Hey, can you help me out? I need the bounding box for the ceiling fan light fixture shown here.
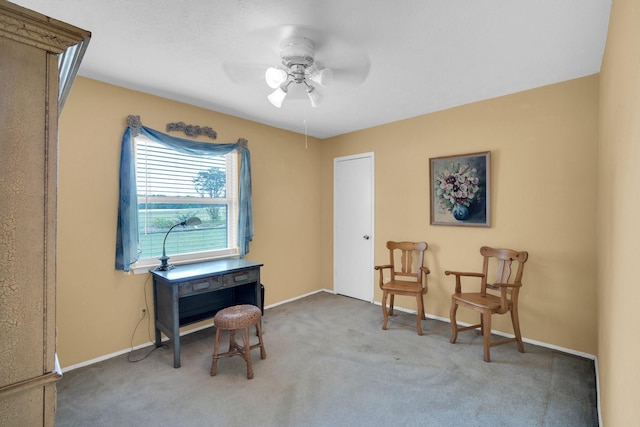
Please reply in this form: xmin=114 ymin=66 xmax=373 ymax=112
xmin=265 ymin=67 xmax=288 ymax=89
xmin=264 ymin=37 xmax=335 ymax=108
xmin=308 ymin=67 xmax=333 ymax=87
xmin=268 ymin=85 xmax=288 ymax=108
xmin=306 ymin=85 xmax=322 ymax=108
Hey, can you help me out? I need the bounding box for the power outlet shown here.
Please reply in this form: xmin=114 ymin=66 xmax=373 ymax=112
xmin=139 ymin=308 xmax=147 ymax=320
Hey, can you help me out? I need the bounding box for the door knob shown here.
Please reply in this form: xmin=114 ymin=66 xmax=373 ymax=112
xmin=363 ymin=235 xmax=370 ymax=240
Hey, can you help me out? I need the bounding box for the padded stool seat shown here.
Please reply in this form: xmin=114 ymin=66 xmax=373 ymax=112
xmin=210 ymin=304 xmax=266 ymax=379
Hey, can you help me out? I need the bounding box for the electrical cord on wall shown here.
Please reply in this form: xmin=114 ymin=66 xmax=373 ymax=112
xmin=127 ymin=275 xmax=167 ymax=363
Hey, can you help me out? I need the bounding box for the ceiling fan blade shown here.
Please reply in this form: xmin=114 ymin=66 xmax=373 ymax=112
xmin=222 ymin=61 xmax=270 ymax=85
xmin=330 ymin=64 xmax=371 ymax=88
xmin=309 ymin=32 xmax=370 ymax=88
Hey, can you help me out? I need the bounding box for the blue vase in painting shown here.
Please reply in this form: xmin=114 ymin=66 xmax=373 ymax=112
xmin=452 ymin=203 xmax=469 ymax=221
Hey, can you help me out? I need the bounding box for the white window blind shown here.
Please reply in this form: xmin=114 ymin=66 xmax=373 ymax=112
xmin=134 ymin=135 xmax=238 ymax=262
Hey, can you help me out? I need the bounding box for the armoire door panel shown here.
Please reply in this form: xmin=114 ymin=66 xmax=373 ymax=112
xmin=0 ymin=34 xmax=49 ymax=388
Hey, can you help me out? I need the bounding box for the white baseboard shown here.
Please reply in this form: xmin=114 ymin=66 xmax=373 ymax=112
xmin=370 ymin=298 xmax=596 ymax=360
xmin=61 ymin=320 xmax=215 ymax=373
xmin=263 ymin=288 xmax=329 ymax=310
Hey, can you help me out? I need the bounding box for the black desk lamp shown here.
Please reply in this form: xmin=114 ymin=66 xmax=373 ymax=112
xmin=156 ymin=216 xmax=202 ymax=271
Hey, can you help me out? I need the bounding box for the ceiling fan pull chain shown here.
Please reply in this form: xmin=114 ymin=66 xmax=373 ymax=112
xmin=304 ymin=107 xmax=308 ymax=150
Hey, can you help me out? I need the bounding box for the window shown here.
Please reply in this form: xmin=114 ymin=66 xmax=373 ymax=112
xmin=132 ymin=135 xmax=238 ymax=270
xmin=116 ymin=120 xmax=253 ymax=273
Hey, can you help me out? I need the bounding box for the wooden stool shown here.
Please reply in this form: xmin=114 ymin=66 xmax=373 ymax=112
xmin=210 ymin=304 xmax=266 ymax=379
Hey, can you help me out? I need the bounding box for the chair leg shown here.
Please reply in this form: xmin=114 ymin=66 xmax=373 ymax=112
xmin=228 ymin=330 xmax=239 ymax=353
xmin=389 ymin=294 xmax=395 ymax=316
xmin=419 ymin=293 xmax=427 ymax=320
xmin=482 ymin=310 xmax=492 ymax=362
xmin=511 ymin=307 xmax=525 ymax=353
xmin=381 ymin=290 xmax=389 ymax=330
xmin=415 ymin=294 xmax=424 ymax=336
xmin=210 ymin=328 xmax=222 ymax=376
xmin=449 ymin=300 xmax=459 ymax=344
xmin=256 ymin=322 xmax=267 ymax=360
xmin=242 ymin=327 xmax=254 ymax=380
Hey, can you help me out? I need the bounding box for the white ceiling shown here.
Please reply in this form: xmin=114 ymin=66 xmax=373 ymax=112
xmin=13 ymin=0 xmax=611 ymax=139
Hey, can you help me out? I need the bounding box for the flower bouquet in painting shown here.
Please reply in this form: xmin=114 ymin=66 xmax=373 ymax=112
xmin=430 ymin=152 xmax=490 ymax=226
xmin=435 ymin=162 xmax=480 ymax=220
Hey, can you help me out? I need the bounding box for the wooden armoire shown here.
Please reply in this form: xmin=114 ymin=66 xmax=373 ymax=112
xmin=0 ymin=2 xmax=89 ymax=425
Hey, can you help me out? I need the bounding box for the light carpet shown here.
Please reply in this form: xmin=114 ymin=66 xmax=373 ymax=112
xmin=56 ymin=292 xmax=598 ymax=426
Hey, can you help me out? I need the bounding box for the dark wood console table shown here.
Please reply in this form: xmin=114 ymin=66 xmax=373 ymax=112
xmin=150 ymin=259 xmax=263 ymax=368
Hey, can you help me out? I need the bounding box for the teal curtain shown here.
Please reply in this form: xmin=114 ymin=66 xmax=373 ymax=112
xmin=115 ymin=119 xmax=253 ymax=271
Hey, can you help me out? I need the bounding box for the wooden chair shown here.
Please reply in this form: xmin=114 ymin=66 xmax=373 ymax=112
xmin=375 ymin=241 xmax=430 ymax=335
xmin=445 ymin=246 xmax=529 ymax=362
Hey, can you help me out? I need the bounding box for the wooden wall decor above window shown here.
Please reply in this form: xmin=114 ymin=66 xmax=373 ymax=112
xmin=166 ymin=121 xmax=217 ymax=140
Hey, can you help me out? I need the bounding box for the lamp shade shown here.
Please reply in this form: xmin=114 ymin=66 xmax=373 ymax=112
xmin=309 ymin=67 xmax=333 ymax=86
xmin=184 ymin=217 xmax=202 ymax=227
xmin=306 ymin=85 xmax=322 ymax=108
xmin=265 ymin=67 xmax=287 ymax=89
xmin=268 ymin=86 xmax=288 ymax=108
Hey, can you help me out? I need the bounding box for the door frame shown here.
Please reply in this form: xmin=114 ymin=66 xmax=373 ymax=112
xmin=333 ymin=152 xmax=375 ymax=302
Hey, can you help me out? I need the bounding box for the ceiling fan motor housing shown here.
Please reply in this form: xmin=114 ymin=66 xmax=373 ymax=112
xmin=280 ymin=37 xmax=315 ymax=70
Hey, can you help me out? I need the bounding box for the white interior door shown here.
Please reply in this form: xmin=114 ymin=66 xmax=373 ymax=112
xmin=334 ymin=153 xmax=374 ymax=302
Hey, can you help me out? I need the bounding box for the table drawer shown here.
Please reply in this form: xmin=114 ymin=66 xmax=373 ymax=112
xmin=222 ymin=268 xmax=259 ymax=287
xmin=179 ymin=277 xmax=222 ymax=296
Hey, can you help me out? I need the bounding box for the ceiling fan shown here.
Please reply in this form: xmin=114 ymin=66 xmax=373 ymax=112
xmin=222 ymin=25 xmax=370 ymax=109
xmin=265 ymin=37 xmax=332 ymax=108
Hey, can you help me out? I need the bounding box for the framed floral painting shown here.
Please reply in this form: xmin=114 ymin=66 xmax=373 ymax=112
xmin=430 ymin=151 xmax=490 ymax=227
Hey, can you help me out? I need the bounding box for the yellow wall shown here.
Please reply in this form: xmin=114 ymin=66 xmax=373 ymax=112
xmin=57 ymin=77 xmax=324 ymax=367
xmin=58 ymin=74 xmax=599 ymax=368
xmin=598 ymin=0 xmax=640 ymax=424
xmin=322 ymin=76 xmax=599 ymax=355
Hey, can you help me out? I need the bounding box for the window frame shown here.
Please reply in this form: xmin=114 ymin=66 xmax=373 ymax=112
xmin=130 ymin=135 xmax=240 ymax=275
